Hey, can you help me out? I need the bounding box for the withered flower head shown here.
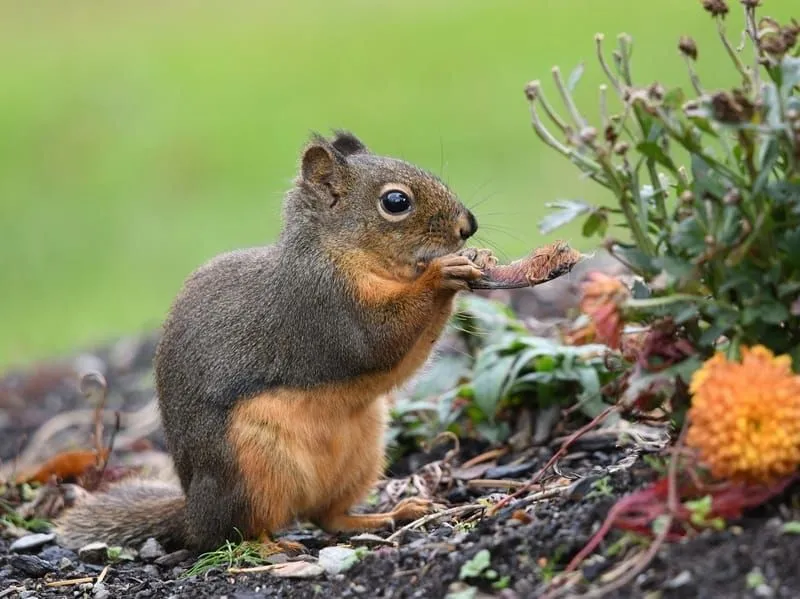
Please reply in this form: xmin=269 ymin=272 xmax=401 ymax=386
xmin=579 ymin=272 xmax=630 ymax=349
xmin=740 ymin=0 xmax=760 ymax=7
xmin=702 ymin=0 xmax=729 ymax=18
xmin=679 ymin=36 xmax=698 ymax=61
xmin=709 ymin=90 xmax=755 ymax=124
xmin=687 ymin=345 xmax=800 ymax=484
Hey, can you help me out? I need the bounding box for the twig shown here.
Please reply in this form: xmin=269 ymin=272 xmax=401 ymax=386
xmin=487 ymin=405 xmax=619 ymax=516
xmin=466 ymin=479 xmax=528 ymax=490
xmin=96 ymin=564 xmax=110 ymax=585
xmin=0 ymin=586 xmax=25 ymax=598
xmin=460 ymin=447 xmax=508 ymax=469
xmin=227 ymin=564 xmax=280 ymax=575
xmin=385 ymin=504 xmax=484 ymax=543
xmin=45 ymin=576 xmax=95 ymax=587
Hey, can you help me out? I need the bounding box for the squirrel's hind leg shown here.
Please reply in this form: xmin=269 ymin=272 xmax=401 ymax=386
xmin=314 ymin=496 xmax=434 ymax=533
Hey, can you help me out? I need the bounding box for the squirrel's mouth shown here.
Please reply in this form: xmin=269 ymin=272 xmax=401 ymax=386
xmin=415 ymin=238 xmax=467 ymax=265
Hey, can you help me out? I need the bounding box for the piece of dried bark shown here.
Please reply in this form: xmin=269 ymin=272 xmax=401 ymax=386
xmin=469 ymin=241 xmax=584 ymax=290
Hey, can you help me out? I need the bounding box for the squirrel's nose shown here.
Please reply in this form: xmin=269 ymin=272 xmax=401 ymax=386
xmin=458 ymin=210 xmax=478 ymax=240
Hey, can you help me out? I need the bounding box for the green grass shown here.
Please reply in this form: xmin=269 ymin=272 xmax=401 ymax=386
xmin=0 ymin=0 xmax=794 ymax=370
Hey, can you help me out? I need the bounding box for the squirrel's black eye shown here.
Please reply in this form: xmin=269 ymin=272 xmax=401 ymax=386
xmin=380 ymin=190 xmax=411 ymax=214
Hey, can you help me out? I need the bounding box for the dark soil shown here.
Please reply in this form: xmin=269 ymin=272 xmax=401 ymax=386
xmin=2 ymin=267 xmax=799 ymax=599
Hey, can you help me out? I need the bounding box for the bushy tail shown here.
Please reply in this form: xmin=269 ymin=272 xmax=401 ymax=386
xmin=54 ymin=478 xmax=187 ymax=551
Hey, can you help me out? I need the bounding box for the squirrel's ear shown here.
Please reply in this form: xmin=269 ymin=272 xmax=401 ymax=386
xmin=300 ymin=136 xmax=349 ymax=204
xmin=330 ymin=130 xmax=369 ymax=156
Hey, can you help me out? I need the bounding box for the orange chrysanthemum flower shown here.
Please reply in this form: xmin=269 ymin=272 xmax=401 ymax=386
xmin=579 ymin=272 xmax=630 ymax=349
xmin=687 ymin=345 xmax=800 ymax=484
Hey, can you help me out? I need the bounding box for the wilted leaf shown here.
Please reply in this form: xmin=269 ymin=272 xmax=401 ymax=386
xmin=539 ymin=200 xmax=593 ymax=234
xmin=567 ymin=62 xmax=585 ymax=92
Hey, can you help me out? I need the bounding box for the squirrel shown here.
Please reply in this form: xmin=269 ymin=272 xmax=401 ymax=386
xmin=54 ymin=130 xmax=496 ymax=554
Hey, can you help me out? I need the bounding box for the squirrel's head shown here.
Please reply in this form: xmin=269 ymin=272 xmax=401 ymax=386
xmin=283 ymin=131 xmax=477 ymax=270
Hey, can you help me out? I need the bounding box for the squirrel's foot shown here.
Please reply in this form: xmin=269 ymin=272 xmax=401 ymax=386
xmin=456 ymin=248 xmax=498 ymax=270
xmin=435 ymin=254 xmax=483 ymax=292
xmin=388 ymin=497 xmax=434 ymax=524
xmin=257 ymin=533 xmax=307 ymax=557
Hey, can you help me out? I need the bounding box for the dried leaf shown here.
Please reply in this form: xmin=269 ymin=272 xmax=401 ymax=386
xmin=15 ymin=449 xmax=110 ymax=485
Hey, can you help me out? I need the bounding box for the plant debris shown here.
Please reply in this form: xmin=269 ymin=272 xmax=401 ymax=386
xmin=469 ymin=241 xmax=585 ymax=290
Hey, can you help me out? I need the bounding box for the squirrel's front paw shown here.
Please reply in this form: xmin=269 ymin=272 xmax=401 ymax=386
xmin=435 ymin=254 xmax=483 ymax=291
xmin=457 ymin=247 xmax=498 ymax=270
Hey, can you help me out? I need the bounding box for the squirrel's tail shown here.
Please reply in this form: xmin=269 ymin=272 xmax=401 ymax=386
xmin=54 ymin=478 xmax=187 ymax=551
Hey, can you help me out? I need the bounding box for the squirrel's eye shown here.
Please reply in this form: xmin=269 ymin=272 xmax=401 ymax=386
xmin=377 ymin=188 xmax=414 ymax=222
xmin=381 ymin=190 xmax=411 ymax=214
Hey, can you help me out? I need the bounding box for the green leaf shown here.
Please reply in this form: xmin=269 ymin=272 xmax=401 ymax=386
xmin=636 ymin=141 xmax=677 ymax=173
xmin=459 ymin=549 xmax=492 ymax=580
xmin=612 ymin=243 xmax=658 ymax=276
xmin=662 ymin=87 xmax=686 ymax=110
xmin=582 ymin=210 xmax=608 ymax=238
xmin=782 ymin=521 xmax=800 ymax=535
xmin=539 ymin=200 xmax=593 ymax=234
xmin=471 ymin=354 xmax=516 ymax=418
xmin=780 ymin=56 xmax=800 ymax=99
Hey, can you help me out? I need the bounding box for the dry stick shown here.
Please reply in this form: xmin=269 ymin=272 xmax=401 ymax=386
xmin=45 ymin=576 xmax=95 ymax=588
xmin=0 ymin=587 xmax=25 ymax=599
xmin=460 ymin=447 xmax=508 ymax=469
xmin=96 ymin=564 xmax=110 ymax=585
xmin=487 ymin=405 xmax=619 ymax=517
xmin=227 ymin=564 xmax=280 ymax=575
xmin=466 ymin=479 xmax=529 ymax=490
xmin=385 ymin=504 xmax=484 ymax=544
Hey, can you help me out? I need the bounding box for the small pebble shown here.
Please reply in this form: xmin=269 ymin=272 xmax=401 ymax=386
xmin=9 ymin=533 xmax=56 ymax=553
xmin=78 ymin=542 xmax=109 ymax=564
xmin=139 ymin=538 xmax=166 ymax=562
xmin=58 ymin=557 xmax=75 ymax=571
xmin=664 ymin=570 xmax=693 ymax=589
xmin=9 ymin=554 xmax=53 ymax=577
xmin=318 ymin=546 xmax=359 ymax=575
xmin=143 ymin=565 xmax=160 ymax=577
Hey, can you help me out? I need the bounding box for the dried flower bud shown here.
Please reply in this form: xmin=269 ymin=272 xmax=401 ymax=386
xmin=604 ymin=125 xmax=618 ymax=145
xmin=758 ymin=18 xmax=780 ymax=33
xmin=788 ymin=109 xmax=800 ymax=122
xmin=680 ymin=190 xmax=695 ymax=204
xmin=678 ymin=207 xmax=694 ymax=221
xmin=724 ymin=189 xmax=741 ymax=205
xmin=524 ymin=81 xmax=540 ymax=101
xmin=614 ymin=142 xmax=630 ymax=155
xmin=781 ymin=21 xmax=800 ymax=51
xmin=704 ymin=235 xmax=716 ymax=246
xmin=579 ymin=126 xmax=598 ymax=144
xmin=648 ymin=83 xmax=665 ymax=101
xmin=679 ymin=36 xmax=698 ymax=60
xmin=702 ymin=0 xmax=729 ymax=18
xmin=740 ymin=0 xmax=760 ymax=7
xmin=761 ymin=32 xmax=788 ymax=57
xmin=710 ymin=90 xmax=754 ymax=124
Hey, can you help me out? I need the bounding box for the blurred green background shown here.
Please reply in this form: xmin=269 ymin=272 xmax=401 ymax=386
xmin=0 ymin=0 xmax=794 ymax=371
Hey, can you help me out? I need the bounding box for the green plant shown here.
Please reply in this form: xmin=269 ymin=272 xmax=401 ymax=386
xmin=684 ymin=495 xmax=726 ymax=530
xmin=531 ymin=0 xmax=800 ymax=365
xmin=184 ymin=532 xmax=268 ymax=578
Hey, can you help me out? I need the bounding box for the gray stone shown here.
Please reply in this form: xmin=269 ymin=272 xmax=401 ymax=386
xmin=138 ymin=538 xmax=166 ymax=562
xmin=78 ymin=542 xmax=109 ymax=564
xmin=318 ymin=546 xmax=360 ymax=574
xmin=9 ymin=533 xmax=56 ymax=553
xmin=143 ymin=565 xmax=160 ymax=577
xmin=9 ymin=554 xmax=53 ymax=577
